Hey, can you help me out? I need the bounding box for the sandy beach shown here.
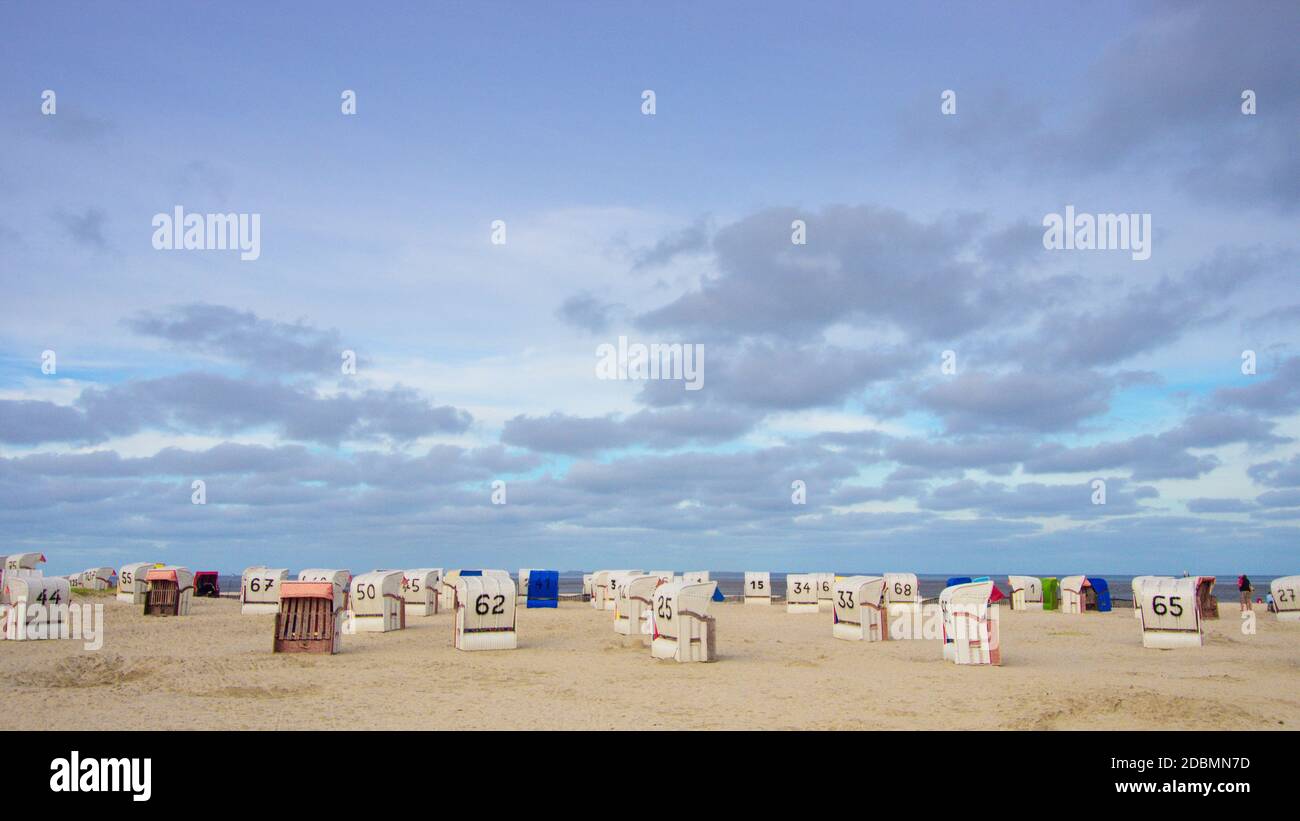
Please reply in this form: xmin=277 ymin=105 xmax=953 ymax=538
xmin=2 ymin=593 xmax=1295 ymax=731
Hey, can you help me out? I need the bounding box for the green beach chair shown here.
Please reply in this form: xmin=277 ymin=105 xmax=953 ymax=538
xmin=1042 ymin=576 xmax=1059 ymax=610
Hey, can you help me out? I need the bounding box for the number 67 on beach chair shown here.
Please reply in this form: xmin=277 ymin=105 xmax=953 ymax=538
xmin=650 ymin=580 xmax=717 ymax=662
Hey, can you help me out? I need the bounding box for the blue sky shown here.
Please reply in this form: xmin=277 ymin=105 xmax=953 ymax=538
xmin=1 ymin=1 xmax=1297 ymax=576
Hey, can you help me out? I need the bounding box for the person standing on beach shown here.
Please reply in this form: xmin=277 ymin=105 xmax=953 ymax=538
xmin=1238 ymin=574 xmax=1253 ymax=612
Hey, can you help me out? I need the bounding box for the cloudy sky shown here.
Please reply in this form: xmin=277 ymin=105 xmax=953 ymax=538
xmin=2 ymin=1 xmax=1297 ymax=575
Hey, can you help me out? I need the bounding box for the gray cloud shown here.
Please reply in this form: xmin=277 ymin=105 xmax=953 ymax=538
xmin=0 ymin=373 xmax=471 ymax=446
xmin=555 ymin=293 xmax=621 ymax=334
xmin=125 ymin=304 xmax=347 ymax=375
xmin=53 ymin=207 xmax=107 ymax=249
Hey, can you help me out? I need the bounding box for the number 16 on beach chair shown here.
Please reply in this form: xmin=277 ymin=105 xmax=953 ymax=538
xmin=939 ymin=580 xmax=1000 ymax=665
xmin=650 ymin=580 xmax=717 ymax=662
xmin=273 ymin=581 xmax=346 ymax=654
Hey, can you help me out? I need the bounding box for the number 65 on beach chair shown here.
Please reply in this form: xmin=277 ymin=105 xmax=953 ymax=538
xmin=832 ymin=576 xmax=887 ymax=641
xmin=1137 ymin=576 xmax=1202 ymax=648
xmin=650 ymin=580 xmax=717 ymax=662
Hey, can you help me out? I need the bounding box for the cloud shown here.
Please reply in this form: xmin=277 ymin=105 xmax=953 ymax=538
xmin=125 ymin=304 xmax=347 ymax=375
xmin=631 ymin=217 xmax=712 ymax=271
xmin=919 ymin=478 xmax=1158 ymax=519
xmin=0 ymin=374 xmax=472 ymax=446
xmin=555 ymin=293 xmax=621 ymax=334
xmin=635 ymin=205 xmax=1052 ymax=344
xmin=53 ymin=207 xmax=107 ymax=249
xmin=501 ymin=406 xmax=758 ymax=456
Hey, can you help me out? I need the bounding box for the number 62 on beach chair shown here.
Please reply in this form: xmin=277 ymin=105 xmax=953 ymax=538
xmin=454 ymin=574 xmax=518 ymax=651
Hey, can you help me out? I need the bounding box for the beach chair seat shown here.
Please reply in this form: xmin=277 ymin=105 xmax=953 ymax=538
xmin=143 ymin=567 xmax=194 ymax=616
xmin=273 ymin=581 xmax=345 ymax=654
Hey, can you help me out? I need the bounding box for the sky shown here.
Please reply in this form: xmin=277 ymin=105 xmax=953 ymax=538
xmin=1 ymin=1 xmax=1297 ymax=576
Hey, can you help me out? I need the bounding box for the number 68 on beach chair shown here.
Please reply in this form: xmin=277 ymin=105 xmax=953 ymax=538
xmin=650 ymin=580 xmax=717 ymax=662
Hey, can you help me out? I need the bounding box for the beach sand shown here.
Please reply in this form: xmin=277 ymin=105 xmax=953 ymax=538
xmin=2 ymin=594 xmax=1296 ymax=730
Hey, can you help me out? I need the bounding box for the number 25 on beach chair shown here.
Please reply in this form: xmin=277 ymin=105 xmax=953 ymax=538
xmin=650 ymin=580 xmax=717 ymax=663
xmin=273 ymin=580 xmax=346 ymax=654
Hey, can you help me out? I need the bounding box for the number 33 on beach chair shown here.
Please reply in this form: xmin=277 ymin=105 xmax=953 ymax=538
xmin=832 ymin=576 xmax=887 ymax=641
